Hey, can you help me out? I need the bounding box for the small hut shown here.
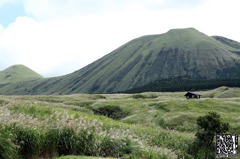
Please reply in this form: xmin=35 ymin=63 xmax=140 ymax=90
xmin=184 ymin=92 xmax=201 ymax=99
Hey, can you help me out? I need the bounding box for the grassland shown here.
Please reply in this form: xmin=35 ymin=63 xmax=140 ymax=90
xmin=0 ymin=86 xmax=239 ymax=159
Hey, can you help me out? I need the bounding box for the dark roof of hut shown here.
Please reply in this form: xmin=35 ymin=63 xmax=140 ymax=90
xmin=184 ymin=92 xmax=202 ymax=96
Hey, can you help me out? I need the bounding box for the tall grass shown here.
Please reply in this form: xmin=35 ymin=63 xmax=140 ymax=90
xmin=1 ymin=95 xmax=193 ymax=158
xmin=13 ymin=126 xmax=45 ymax=158
xmin=0 ymin=123 xmax=142 ymax=159
xmin=0 ymin=124 xmax=19 ymax=159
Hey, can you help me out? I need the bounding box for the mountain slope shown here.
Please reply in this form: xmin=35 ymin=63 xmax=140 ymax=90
xmin=0 ymin=28 xmax=240 ymax=95
xmin=0 ymin=64 xmax=43 ymax=84
xmin=54 ymin=28 xmax=240 ymax=93
xmin=212 ymin=36 xmax=240 ymax=50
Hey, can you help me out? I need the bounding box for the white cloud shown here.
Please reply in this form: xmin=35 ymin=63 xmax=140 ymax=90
xmin=0 ymin=14 xmax=146 ymax=77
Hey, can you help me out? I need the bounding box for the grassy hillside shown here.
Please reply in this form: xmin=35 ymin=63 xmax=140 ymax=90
xmin=213 ymin=36 xmax=240 ymax=50
xmin=1 ymin=28 xmax=240 ymax=95
xmin=56 ymin=28 xmax=240 ymax=94
xmin=0 ymin=64 xmax=43 ymax=84
xmin=0 ymin=87 xmax=239 ymax=158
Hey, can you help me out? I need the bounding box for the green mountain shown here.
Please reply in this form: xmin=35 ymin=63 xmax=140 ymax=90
xmin=212 ymin=36 xmax=240 ymax=50
xmin=0 ymin=28 xmax=240 ymax=95
xmin=0 ymin=64 xmax=43 ymax=84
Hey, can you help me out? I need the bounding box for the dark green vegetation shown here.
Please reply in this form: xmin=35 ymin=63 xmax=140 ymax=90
xmin=91 ymin=105 xmax=130 ymax=120
xmin=189 ymin=112 xmax=229 ymax=158
xmin=0 ymin=87 xmax=239 ymax=158
xmin=1 ymin=28 xmax=240 ymax=95
xmin=0 ymin=64 xmax=43 ymax=84
xmin=124 ymin=77 xmax=240 ymax=93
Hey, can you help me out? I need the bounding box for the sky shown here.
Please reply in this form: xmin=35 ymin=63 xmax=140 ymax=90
xmin=0 ymin=0 xmax=240 ymax=77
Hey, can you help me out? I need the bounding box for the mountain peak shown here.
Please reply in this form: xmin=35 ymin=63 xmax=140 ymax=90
xmin=0 ymin=64 xmax=43 ymax=84
xmin=167 ymin=27 xmax=199 ymax=34
xmin=8 ymin=64 xmax=29 ymax=70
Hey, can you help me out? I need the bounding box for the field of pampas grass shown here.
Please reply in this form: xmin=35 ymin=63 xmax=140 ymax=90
xmin=0 ymin=87 xmax=239 ymax=158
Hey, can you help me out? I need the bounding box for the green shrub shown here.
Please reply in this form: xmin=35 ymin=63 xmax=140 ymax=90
xmin=92 ymin=105 xmax=130 ymax=120
xmin=196 ymin=111 xmax=229 ymax=147
xmin=188 ymin=111 xmax=230 ymax=158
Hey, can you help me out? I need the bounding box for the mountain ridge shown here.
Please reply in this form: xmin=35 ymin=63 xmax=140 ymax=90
xmin=0 ymin=28 xmax=240 ymax=95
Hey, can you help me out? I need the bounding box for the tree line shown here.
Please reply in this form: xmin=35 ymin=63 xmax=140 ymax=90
xmin=123 ymin=77 xmax=240 ymax=93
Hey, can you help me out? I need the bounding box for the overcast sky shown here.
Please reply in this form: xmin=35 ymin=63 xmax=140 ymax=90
xmin=0 ymin=0 xmax=240 ymax=77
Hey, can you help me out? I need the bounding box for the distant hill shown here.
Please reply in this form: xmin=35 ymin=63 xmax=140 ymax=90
xmin=0 ymin=64 xmax=43 ymax=84
xmin=0 ymin=28 xmax=240 ymax=95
